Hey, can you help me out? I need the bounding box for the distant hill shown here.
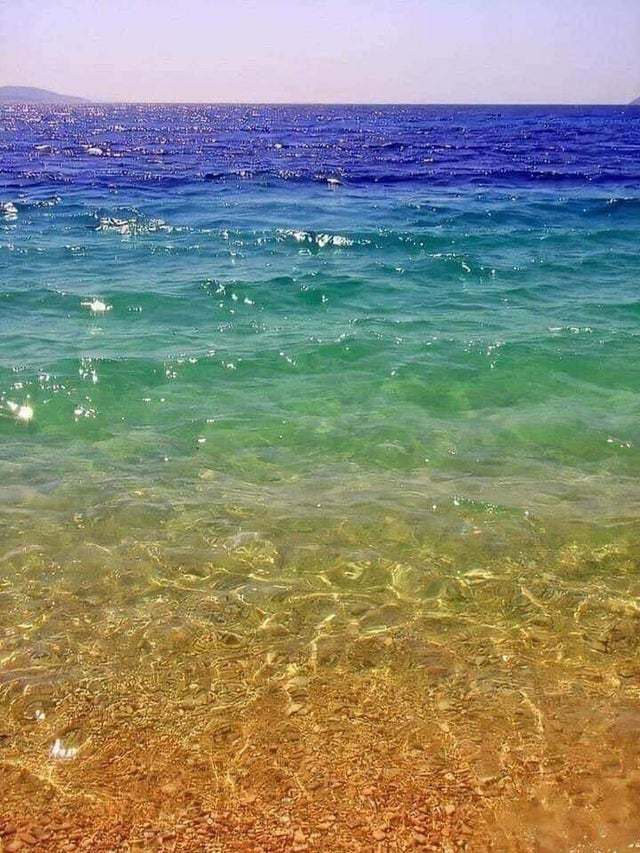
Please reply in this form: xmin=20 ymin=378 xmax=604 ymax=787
xmin=632 ymin=96 xmax=640 ymax=106
xmin=0 ymin=86 xmax=90 ymax=104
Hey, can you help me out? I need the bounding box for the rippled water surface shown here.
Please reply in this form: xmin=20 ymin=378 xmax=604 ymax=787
xmin=1 ymin=104 xmax=640 ymax=850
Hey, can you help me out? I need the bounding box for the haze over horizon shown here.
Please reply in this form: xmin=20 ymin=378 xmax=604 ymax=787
xmin=1 ymin=0 xmax=639 ymax=105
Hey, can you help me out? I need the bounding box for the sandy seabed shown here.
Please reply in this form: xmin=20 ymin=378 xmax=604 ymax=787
xmin=2 ymin=534 xmax=640 ymax=851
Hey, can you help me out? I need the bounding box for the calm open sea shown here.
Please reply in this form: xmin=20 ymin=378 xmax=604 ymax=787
xmin=1 ymin=104 xmax=640 ymax=848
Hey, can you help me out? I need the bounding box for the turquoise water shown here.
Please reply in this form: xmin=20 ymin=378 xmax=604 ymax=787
xmin=2 ymin=181 xmax=639 ymax=554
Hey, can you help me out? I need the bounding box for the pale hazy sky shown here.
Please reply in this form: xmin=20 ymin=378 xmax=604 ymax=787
xmin=2 ymin=0 xmax=639 ymax=104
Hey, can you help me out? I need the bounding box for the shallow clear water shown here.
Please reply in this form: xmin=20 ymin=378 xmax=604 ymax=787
xmin=1 ymin=104 xmax=640 ymax=849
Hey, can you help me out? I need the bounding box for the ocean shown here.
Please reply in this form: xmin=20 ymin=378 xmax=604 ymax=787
xmin=1 ymin=104 xmax=640 ymax=849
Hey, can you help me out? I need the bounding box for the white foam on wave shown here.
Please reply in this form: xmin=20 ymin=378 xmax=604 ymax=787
xmin=81 ymin=298 xmax=111 ymax=314
xmin=279 ymin=229 xmax=353 ymax=248
xmin=96 ymin=217 xmax=131 ymax=234
xmin=96 ymin=216 xmax=172 ymax=236
xmin=0 ymin=202 xmax=18 ymax=219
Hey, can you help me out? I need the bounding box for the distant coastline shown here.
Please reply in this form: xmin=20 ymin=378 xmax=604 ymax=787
xmin=0 ymin=85 xmax=90 ymax=104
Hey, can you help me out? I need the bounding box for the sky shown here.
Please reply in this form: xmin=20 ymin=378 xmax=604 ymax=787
xmin=1 ymin=0 xmax=639 ymax=104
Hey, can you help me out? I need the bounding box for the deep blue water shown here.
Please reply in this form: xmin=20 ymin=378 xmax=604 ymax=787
xmin=3 ymin=104 xmax=640 ymax=190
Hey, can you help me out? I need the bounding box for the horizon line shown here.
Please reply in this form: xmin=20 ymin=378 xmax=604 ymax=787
xmin=1 ymin=85 xmax=638 ymax=107
xmin=3 ymin=99 xmax=639 ymax=107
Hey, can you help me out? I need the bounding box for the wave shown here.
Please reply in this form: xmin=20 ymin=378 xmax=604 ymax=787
xmin=0 ymin=201 xmax=17 ymax=218
xmin=277 ymin=229 xmax=353 ymax=248
xmin=94 ymin=215 xmax=173 ymax=236
xmin=603 ymin=196 xmax=640 ymax=212
xmin=4 ymin=166 xmax=640 ymax=191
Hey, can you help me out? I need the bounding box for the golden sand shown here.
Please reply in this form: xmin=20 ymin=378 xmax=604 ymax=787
xmin=2 ymin=532 xmax=640 ymax=850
